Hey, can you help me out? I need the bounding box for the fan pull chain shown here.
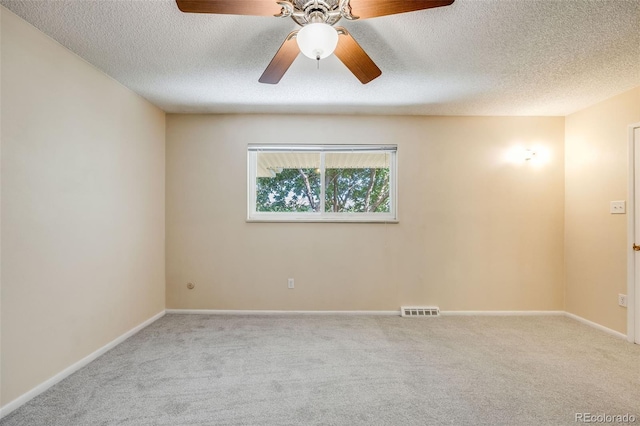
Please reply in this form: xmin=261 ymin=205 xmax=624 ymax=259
xmin=316 ymin=55 xmax=320 ymax=70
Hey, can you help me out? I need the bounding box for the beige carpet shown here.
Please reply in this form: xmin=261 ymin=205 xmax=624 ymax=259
xmin=1 ymin=314 xmax=639 ymax=425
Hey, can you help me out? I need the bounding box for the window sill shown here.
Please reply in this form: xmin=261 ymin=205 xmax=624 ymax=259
xmin=246 ymin=216 xmax=399 ymax=224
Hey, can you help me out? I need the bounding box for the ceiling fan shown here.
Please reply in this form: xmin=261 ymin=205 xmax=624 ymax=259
xmin=176 ymin=0 xmax=455 ymax=84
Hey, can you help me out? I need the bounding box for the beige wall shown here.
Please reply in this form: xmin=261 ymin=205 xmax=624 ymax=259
xmin=166 ymin=114 xmax=565 ymax=312
xmin=0 ymin=7 xmax=165 ymax=405
xmin=565 ymin=88 xmax=640 ymax=334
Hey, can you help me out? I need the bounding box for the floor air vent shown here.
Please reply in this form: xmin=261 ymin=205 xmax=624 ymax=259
xmin=401 ymin=306 xmax=440 ymax=317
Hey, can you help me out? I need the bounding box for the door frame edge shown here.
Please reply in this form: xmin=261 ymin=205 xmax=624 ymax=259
xmin=627 ymin=122 xmax=640 ymax=344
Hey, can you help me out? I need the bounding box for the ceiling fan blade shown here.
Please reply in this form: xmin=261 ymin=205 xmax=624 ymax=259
xmin=259 ymin=31 xmax=300 ymax=84
xmin=334 ymin=28 xmax=381 ymax=84
xmin=347 ymin=0 xmax=454 ymax=19
xmin=176 ymin=0 xmax=282 ymax=16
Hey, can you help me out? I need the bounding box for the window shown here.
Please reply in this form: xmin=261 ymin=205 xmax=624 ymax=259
xmin=248 ymin=145 xmax=397 ymax=222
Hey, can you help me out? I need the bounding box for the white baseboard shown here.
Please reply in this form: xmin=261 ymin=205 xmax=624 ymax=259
xmin=441 ymin=310 xmax=565 ymax=316
xmin=564 ymin=312 xmax=627 ymax=340
xmin=165 ymin=309 xmax=401 ymax=316
xmin=0 ymin=310 xmax=166 ymax=420
xmin=166 ymin=309 xmax=571 ymax=318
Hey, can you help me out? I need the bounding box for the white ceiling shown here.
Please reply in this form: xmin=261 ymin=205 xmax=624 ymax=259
xmin=2 ymin=0 xmax=639 ymax=116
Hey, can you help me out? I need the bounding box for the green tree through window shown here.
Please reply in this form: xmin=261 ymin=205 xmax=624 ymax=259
xmin=256 ymin=168 xmax=320 ymax=212
xmin=324 ymin=168 xmax=390 ymax=213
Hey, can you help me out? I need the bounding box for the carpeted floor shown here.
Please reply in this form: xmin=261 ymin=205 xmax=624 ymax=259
xmin=1 ymin=314 xmax=639 ymax=426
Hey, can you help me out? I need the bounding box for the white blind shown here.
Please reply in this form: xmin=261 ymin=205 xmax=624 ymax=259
xmin=255 ymin=149 xmax=394 ymax=178
xmin=248 ymin=144 xmax=397 ymax=152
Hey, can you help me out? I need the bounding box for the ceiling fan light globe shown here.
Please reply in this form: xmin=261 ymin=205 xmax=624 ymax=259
xmin=296 ymin=23 xmax=339 ymax=60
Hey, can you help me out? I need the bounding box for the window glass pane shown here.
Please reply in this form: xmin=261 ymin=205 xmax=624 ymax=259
xmin=255 ymin=152 xmax=321 ymax=212
xmin=324 ymin=152 xmax=391 ymax=213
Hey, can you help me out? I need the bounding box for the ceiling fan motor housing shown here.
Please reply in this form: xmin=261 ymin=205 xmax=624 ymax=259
xmin=280 ymin=0 xmax=358 ymax=26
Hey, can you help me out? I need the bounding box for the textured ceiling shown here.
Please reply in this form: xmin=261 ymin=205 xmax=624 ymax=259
xmin=1 ymin=0 xmax=639 ymax=116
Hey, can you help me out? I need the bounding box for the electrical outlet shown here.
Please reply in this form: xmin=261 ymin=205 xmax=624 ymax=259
xmin=610 ymin=201 xmax=626 ymax=214
xmin=618 ymin=294 xmax=627 ymax=307
xmin=288 ymin=278 xmax=294 ymax=289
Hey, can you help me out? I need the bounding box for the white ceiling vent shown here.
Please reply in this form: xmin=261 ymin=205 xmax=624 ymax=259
xmin=401 ymin=306 xmax=440 ymax=317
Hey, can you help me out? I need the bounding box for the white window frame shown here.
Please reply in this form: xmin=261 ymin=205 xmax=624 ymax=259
xmin=247 ymin=144 xmax=398 ymax=223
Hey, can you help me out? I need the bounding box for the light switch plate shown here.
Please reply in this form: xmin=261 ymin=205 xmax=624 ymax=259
xmin=610 ymin=201 xmax=626 ymax=214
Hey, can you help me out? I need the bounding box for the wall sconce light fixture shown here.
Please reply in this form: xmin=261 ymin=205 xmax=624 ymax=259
xmin=506 ymin=146 xmax=549 ymax=166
